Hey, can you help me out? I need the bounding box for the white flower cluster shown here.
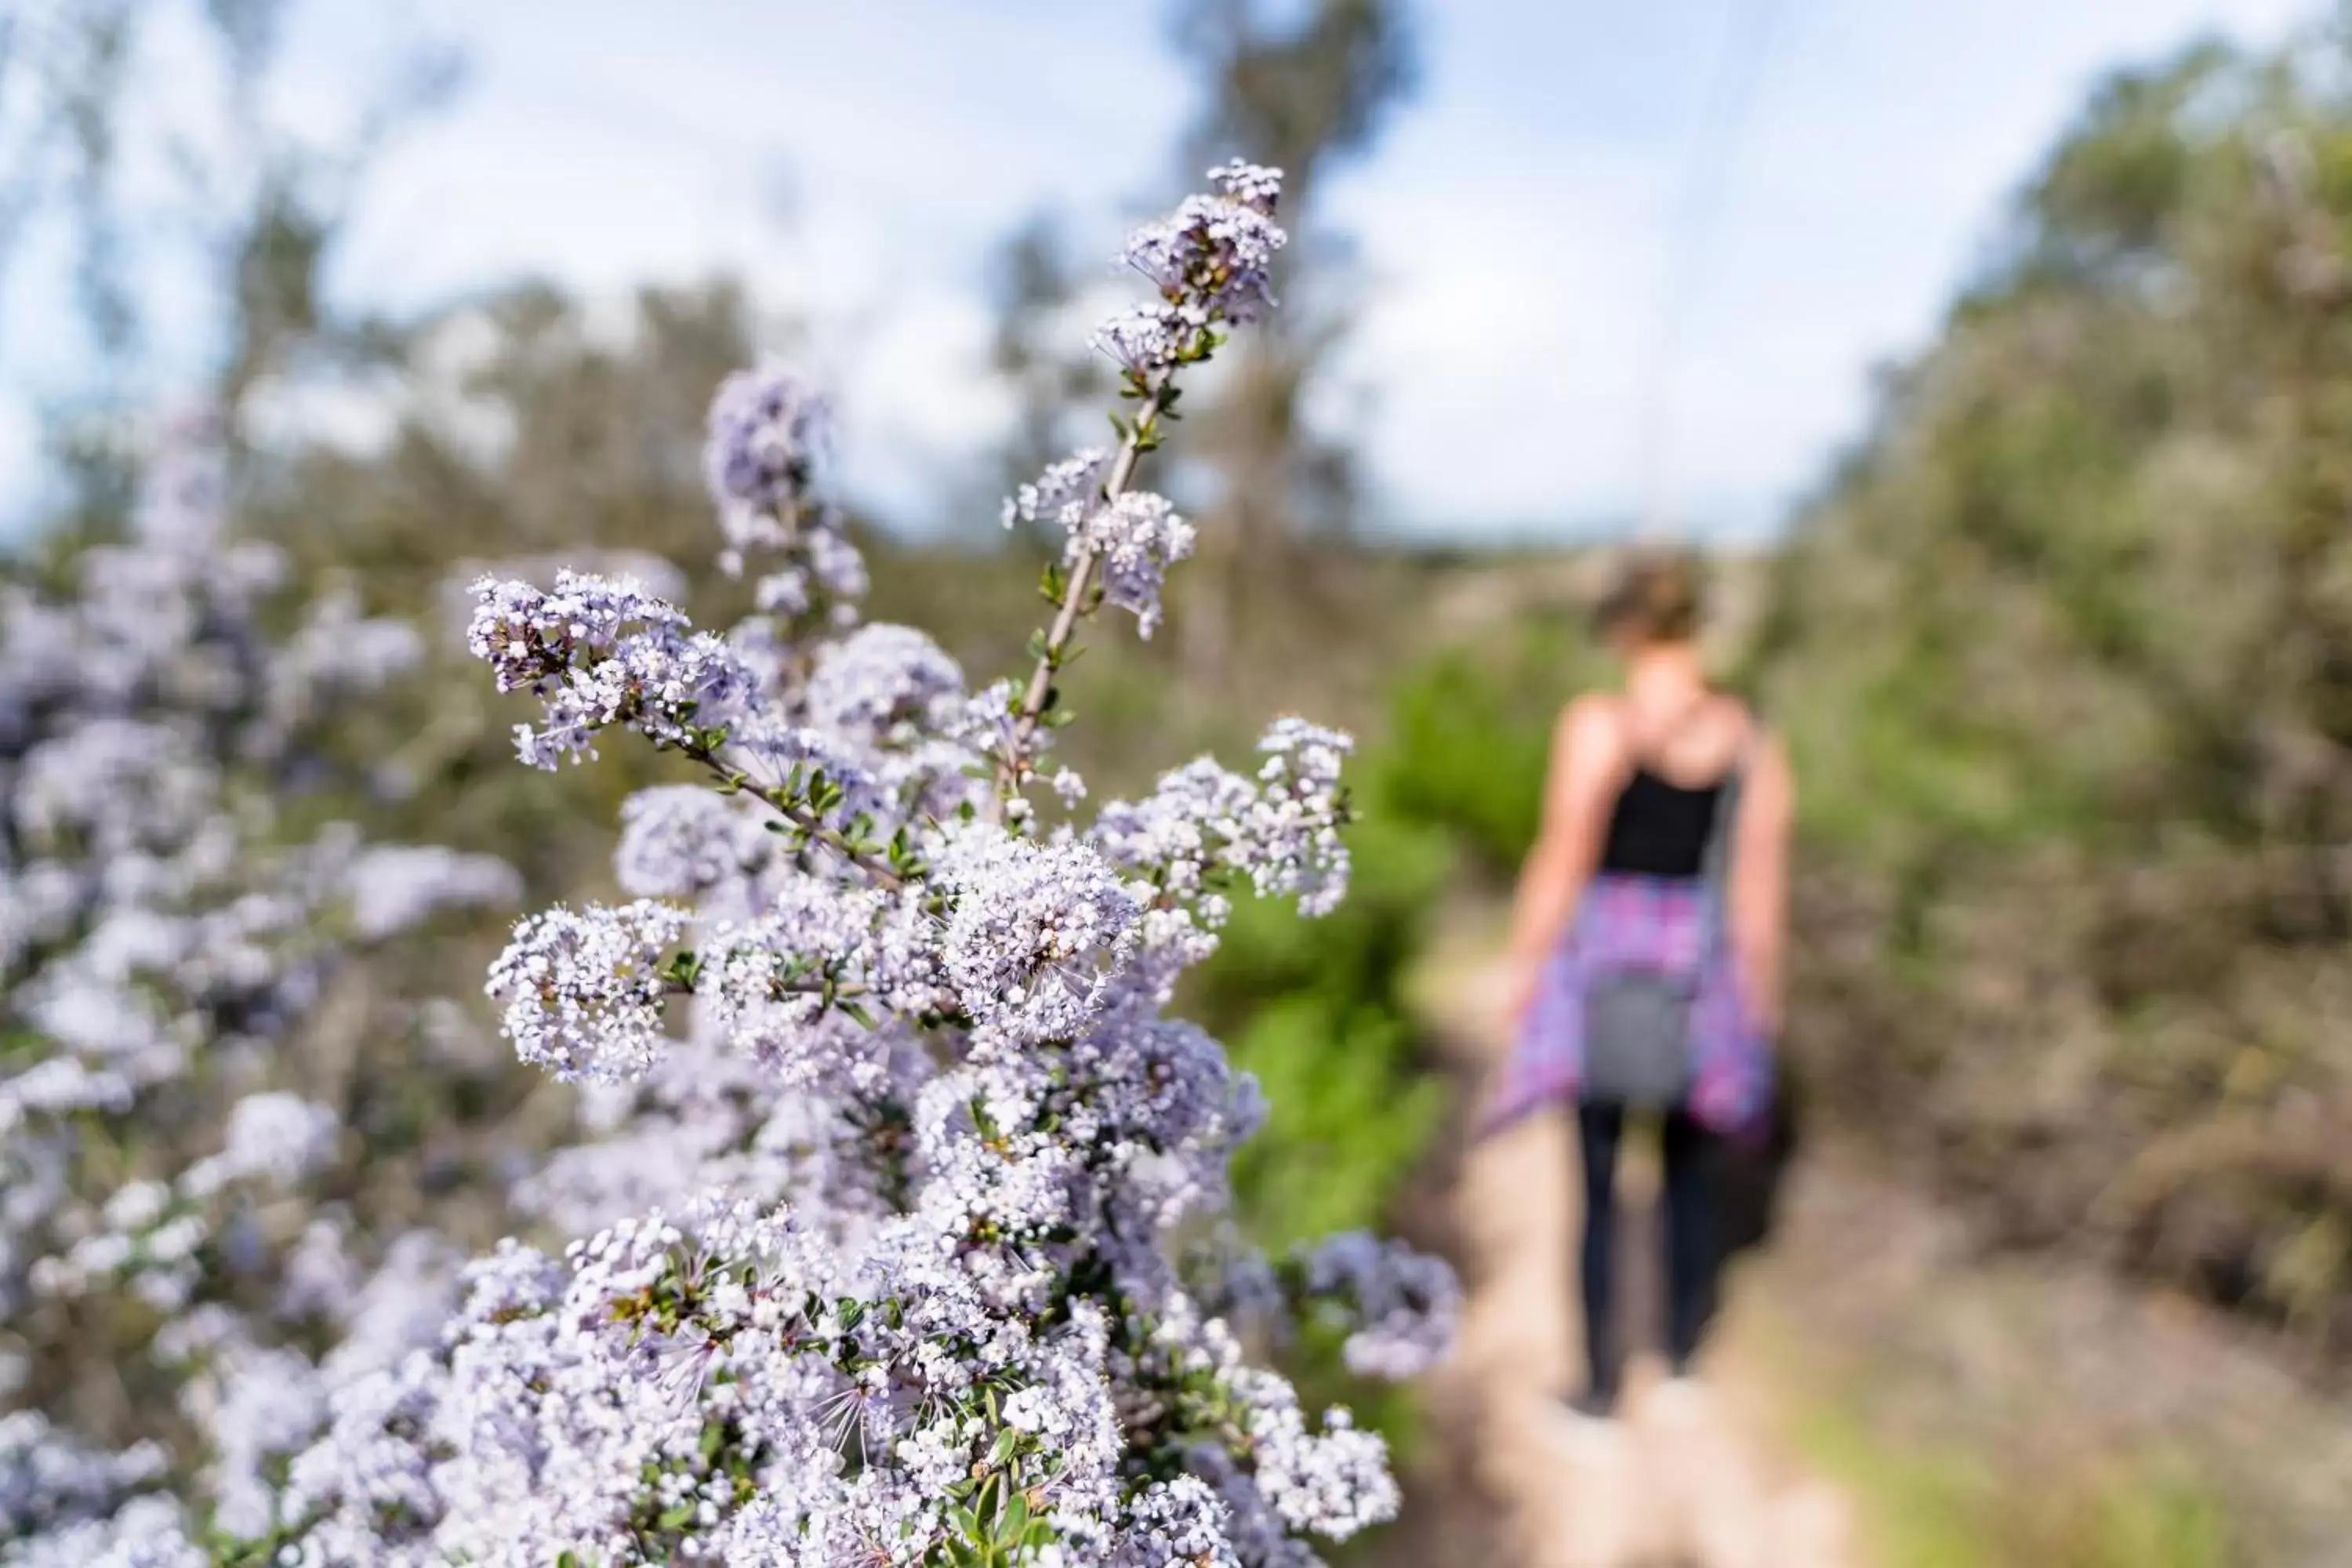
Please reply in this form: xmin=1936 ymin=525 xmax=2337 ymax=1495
xmin=347 ymin=845 xmax=524 ymax=941
xmin=466 ymin=570 xmax=754 ymax=768
xmin=1003 ymin=448 xmax=1112 ymax=536
xmin=1093 ymin=719 xmax=1356 ymax=924
xmin=1116 ymin=159 xmax=1290 ymax=327
xmin=487 ymin=900 xmax=695 ymax=1083
xmin=936 ymin=825 xmax=1143 ymax=1042
xmin=1002 ymin=450 xmax=1200 ymax=642
xmin=0 ymin=410 xmax=516 ymax=1559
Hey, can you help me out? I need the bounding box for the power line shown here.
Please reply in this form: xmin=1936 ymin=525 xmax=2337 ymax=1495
xmin=1634 ymin=0 xmax=1791 ymax=541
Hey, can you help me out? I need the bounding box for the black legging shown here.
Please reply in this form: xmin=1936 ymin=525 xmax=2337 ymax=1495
xmin=1576 ymin=1102 xmax=1720 ymax=1403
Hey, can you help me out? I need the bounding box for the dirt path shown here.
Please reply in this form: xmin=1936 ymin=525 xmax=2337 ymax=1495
xmin=1406 ymin=929 xmax=1858 ymax=1568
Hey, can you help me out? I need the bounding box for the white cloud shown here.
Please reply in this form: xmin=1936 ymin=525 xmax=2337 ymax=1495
xmin=304 ymin=0 xmax=1187 ymax=535
xmin=829 ymin=285 xmax=1014 ymax=532
xmin=1313 ymin=0 xmax=2324 ymax=539
xmin=1328 ymin=157 xmax=1666 ymax=531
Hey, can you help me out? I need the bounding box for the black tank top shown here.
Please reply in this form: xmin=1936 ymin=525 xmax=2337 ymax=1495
xmin=1598 ymin=768 xmax=1723 ymax=878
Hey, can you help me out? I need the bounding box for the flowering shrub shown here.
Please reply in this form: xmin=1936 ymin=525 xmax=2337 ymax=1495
xmin=253 ymin=164 xmax=1454 ymax=1567
xmin=4 ymin=164 xmax=1454 ymax=1566
xmin=0 ymin=412 xmax=517 ymax=1561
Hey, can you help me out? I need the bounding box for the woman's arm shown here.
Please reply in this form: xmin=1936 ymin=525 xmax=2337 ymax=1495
xmin=1505 ymin=696 xmax=1624 ymax=1015
xmin=1728 ymin=728 xmax=1795 ymax=1035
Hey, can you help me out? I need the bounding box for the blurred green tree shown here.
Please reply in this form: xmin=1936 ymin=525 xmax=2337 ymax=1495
xmin=1753 ymin=24 xmax=2352 ymax=1345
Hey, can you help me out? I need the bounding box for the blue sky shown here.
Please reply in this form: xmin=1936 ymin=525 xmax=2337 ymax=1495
xmin=0 ymin=0 xmax=2328 ymax=541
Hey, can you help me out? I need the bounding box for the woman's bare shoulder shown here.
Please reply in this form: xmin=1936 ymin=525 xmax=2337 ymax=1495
xmin=1549 ymin=695 xmax=1629 ymax=778
xmin=1555 ymin=692 xmax=1624 ymax=745
xmin=1719 ymin=700 xmax=1792 ymax=799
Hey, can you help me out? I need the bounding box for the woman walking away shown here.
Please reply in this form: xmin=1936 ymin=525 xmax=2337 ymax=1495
xmin=1484 ymin=552 xmax=1793 ymax=1421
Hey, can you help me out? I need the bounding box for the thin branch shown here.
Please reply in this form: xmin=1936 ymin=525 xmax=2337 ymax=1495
xmin=677 ymin=739 xmax=909 ymax=889
xmin=989 ymin=370 xmax=1177 ymax=818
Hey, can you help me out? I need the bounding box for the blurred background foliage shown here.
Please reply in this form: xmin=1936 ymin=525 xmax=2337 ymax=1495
xmin=1755 ymin=24 xmax=2352 ymax=1350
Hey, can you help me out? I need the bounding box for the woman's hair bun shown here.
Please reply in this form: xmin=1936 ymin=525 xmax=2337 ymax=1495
xmin=1593 ymin=549 xmax=1704 ymax=644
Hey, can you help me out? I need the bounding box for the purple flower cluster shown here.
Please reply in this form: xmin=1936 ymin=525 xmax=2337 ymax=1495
xmin=467 ymin=571 xmax=756 ymax=768
xmin=935 ymin=825 xmax=1142 ymax=1043
xmin=1002 ymin=452 xmax=1195 ymax=638
xmin=130 ymin=405 xmax=229 ymax=548
xmin=702 ymin=361 xmax=832 ymax=546
xmin=1083 ymin=490 xmax=1196 ymax=638
xmin=1117 ymin=161 xmax=1289 ymax=327
xmin=614 ymin=786 xmax=771 ymax=905
xmin=1002 ymin=447 xmax=1111 ymax=535
xmin=1089 ymin=303 xmax=1196 ymax=376
xmin=804 ymin=622 xmax=967 ymax=745
xmin=140 ymin=166 xmax=1461 ymax=1568
xmin=467 ymin=569 xmax=687 ymax=692
xmin=486 ymin=901 xmax=694 ymax=1083
xmin=2 ymin=409 xmax=517 ymax=1561
xmin=346 ymin=846 xmax=523 ymax=941
xmin=1294 ymin=1232 xmax=1463 ymax=1381
xmin=1092 ymin=719 xmax=1356 ymax=931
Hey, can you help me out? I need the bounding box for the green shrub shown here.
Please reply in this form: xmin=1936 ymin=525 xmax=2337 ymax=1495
xmin=1378 ymin=620 xmax=1595 ymax=873
xmin=1200 ymin=814 xmax=1454 ymax=1247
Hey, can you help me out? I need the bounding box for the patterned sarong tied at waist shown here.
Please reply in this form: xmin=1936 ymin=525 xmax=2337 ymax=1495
xmin=1481 ymin=873 xmax=1769 ymax=1137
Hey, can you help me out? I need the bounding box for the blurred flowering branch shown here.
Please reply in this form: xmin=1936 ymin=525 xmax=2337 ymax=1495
xmin=0 ymin=405 xmax=515 ymax=1555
